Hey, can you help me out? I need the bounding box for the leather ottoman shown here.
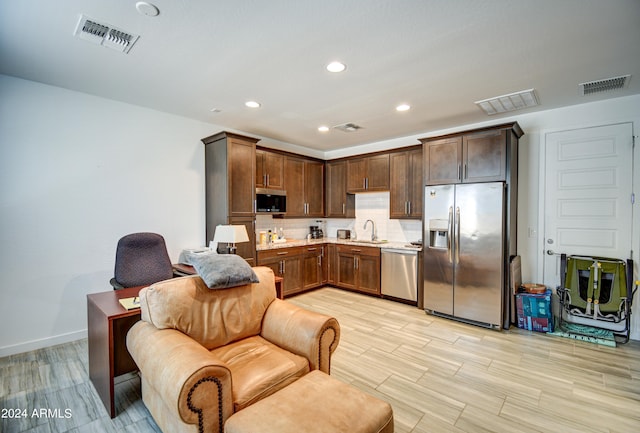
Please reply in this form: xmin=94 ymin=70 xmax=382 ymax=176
xmin=224 ymin=370 xmax=394 ymax=433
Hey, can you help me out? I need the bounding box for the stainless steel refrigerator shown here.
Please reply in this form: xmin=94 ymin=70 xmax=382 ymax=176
xmin=423 ymin=182 xmax=507 ymax=328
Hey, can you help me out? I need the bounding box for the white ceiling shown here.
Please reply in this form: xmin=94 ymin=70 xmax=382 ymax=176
xmin=1 ymin=0 xmax=639 ymax=151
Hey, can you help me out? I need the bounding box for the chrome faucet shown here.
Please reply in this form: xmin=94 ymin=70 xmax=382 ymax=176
xmin=363 ymin=219 xmax=377 ymax=242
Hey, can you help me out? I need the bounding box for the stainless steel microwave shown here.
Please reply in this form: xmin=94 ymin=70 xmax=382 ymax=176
xmin=256 ymin=188 xmax=286 ymax=213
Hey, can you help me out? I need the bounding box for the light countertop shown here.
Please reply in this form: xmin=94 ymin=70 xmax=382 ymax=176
xmin=256 ymin=237 xmax=422 ymax=252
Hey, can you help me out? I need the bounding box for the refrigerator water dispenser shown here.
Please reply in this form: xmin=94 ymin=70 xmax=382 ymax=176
xmin=428 ymin=219 xmax=449 ymax=248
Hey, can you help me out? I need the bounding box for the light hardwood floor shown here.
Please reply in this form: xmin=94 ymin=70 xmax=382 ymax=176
xmin=2 ymin=287 xmax=639 ymax=432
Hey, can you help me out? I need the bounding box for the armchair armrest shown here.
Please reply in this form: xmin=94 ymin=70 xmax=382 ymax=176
xmin=260 ymin=299 xmax=340 ymax=373
xmin=127 ymin=321 xmax=233 ymax=433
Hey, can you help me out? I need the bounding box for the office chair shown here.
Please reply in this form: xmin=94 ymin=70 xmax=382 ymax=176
xmin=110 ymin=232 xmax=174 ymax=290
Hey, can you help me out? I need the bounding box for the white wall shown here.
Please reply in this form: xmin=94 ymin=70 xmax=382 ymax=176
xmin=0 ymin=75 xmax=219 ymax=356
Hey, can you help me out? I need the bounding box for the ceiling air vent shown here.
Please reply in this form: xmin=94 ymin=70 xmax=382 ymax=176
xmin=579 ymin=75 xmax=630 ymax=96
xmin=475 ymin=89 xmax=539 ymax=116
xmin=74 ymin=14 xmax=139 ymax=54
xmin=333 ymin=122 xmax=363 ymax=133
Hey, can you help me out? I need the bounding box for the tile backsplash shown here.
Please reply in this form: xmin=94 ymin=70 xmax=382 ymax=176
xmin=256 ymin=192 xmax=422 ymax=243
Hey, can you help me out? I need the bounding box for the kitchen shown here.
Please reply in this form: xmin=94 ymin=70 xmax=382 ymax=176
xmin=204 ymin=123 xmax=519 ymax=325
xmin=254 ymin=191 xmax=423 ymax=303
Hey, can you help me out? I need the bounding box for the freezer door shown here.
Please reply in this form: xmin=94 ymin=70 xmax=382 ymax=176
xmin=423 ymin=184 xmax=455 ymax=315
xmin=454 ymin=182 xmax=505 ymax=326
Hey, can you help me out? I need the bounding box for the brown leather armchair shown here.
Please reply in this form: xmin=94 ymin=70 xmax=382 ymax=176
xmin=126 ymin=267 xmax=340 ymax=433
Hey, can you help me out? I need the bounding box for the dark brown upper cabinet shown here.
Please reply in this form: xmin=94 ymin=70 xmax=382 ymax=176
xmin=325 ymin=160 xmax=355 ymax=218
xmin=255 ymin=149 xmax=285 ymax=190
xmin=389 ymin=147 xmax=423 ymax=219
xmin=284 ymin=156 xmax=324 ymax=217
xmin=346 ymin=153 xmax=390 ymax=193
xmin=421 ymin=123 xmax=522 ymax=185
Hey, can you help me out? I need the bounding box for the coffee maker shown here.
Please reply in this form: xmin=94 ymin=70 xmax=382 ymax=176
xmin=309 ymin=225 xmax=323 ymax=239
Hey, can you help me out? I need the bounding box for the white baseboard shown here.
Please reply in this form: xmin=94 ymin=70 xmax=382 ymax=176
xmin=0 ymin=329 xmax=88 ymax=358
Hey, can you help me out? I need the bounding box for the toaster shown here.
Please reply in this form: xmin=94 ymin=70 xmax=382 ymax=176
xmin=337 ymin=229 xmax=351 ymax=239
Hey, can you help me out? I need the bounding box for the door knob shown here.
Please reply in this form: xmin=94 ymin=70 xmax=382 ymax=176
xmin=546 ymin=249 xmax=556 ymax=256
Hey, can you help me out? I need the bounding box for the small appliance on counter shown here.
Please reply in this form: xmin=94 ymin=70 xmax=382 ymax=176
xmin=337 ymin=229 xmax=351 ymax=240
xmin=309 ymin=226 xmax=323 ymax=239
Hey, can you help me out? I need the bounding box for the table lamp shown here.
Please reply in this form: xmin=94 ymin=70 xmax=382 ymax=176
xmin=211 ymin=225 xmax=249 ymax=254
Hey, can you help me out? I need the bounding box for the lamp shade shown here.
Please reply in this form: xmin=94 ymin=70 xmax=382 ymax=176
xmin=213 ymin=225 xmax=250 ymax=244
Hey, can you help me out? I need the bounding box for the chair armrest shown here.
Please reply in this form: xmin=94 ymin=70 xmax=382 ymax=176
xmin=126 ymin=321 xmax=233 ymax=433
xmin=109 ymin=277 xmax=124 ymax=290
xmin=261 ymin=299 xmax=340 ymax=373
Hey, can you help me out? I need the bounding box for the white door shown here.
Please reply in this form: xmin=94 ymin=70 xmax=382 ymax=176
xmin=542 ymin=123 xmax=633 ymax=289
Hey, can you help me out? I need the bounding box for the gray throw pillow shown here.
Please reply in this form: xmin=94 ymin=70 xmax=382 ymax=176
xmin=190 ymin=254 xmax=259 ymax=289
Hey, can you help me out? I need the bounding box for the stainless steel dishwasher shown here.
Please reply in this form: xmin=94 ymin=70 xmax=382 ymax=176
xmin=381 ymin=249 xmax=418 ymax=303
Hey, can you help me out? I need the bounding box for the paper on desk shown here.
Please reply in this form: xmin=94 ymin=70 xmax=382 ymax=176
xmin=119 ymin=297 xmax=140 ymax=310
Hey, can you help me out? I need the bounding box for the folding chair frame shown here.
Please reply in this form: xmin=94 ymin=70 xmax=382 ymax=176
xmin=557 ymin=254 xmax=637 ymax=343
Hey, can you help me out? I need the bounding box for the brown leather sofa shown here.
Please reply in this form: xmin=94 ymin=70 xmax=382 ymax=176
xmin=127 ymin=266 xmax=340 ymax=433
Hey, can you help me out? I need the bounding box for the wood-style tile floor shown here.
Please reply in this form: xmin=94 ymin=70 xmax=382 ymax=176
xmin=2 ymin=287 xmax=639 ymax=432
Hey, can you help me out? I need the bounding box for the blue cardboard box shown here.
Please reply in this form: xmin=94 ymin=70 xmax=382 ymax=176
xmin=516 ymin=289 xmax=553 ymax=332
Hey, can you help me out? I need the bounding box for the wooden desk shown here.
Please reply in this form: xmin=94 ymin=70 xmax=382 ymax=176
xmin=172 ymin=263 xmax=284 ymax=299
xmin=87 ymin=286 xmax=144 ymax=418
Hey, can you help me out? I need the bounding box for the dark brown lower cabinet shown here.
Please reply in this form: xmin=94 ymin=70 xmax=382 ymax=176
xmin=257 ymin=248 xmax=303 ymax=297
xmin=302 ymin=246 xmax=324 ymax=291
xmin=335 ymin=245 xmax=381 ymax=295
xmin=259 ymin=243 xmax=381 ymax=297
xmin=258 ymin=245 xmax=327 ymax=297
xmin=326 ymin=244 xmax=337 ymax=284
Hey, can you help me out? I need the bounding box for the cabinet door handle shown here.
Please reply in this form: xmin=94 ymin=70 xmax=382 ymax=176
xmin=282 ymin=260 xmax=286 ymax=274
xmin=457 ymin=164 xmax=461 ymax=181
xmin=464 ymin=163 xmax=468 ymax=179
xmin=342 ymin=203 xmax=346 ymax=215
xmin=351 ymin=249 xmax=362 ymax=253
xmin=363 ymin=178 xmax=367 ymax=190
xmin=277 ymin=251 xmax=289 ymax=256
xmin=307 ymin=248 xmax=317 ymax=251
xmin=365 ymin=177 xmax=369 ymax=189
xmin=408 ymin=201 xmax=411 ymax=215
xmin=317 ymin=255 xmax=321 ymax=267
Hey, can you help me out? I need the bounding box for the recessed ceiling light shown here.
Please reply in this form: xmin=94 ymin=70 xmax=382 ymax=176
xmin=245 ymin=101 xmax=261 ymax=108
xmin=326 ymin=61 xmax=346 ymax=73
xmin=135 ymin=2 xmax=160 ymax=17
xmin=396 ymin=104 xmax=411 ymax=112
xmin=209 ymin=108 xmax=221 ymax=113
xmin=318 ymin=126 xmax=329 ymax=132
